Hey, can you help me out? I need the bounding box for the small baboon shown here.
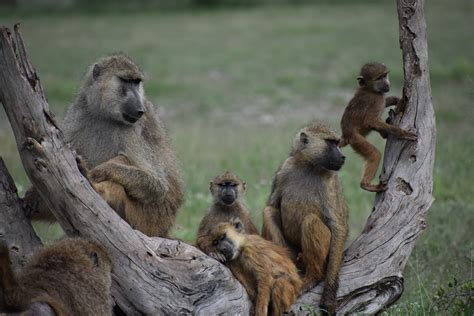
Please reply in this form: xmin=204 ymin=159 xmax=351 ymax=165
xmin=261 ymin=122 xmax=347 ymax=314
xmin=196 ymin=171 xmax=258 ymax=261
xmin=26 ymin=54 xmax=184 ymax=237
xmin=0 ymin=238 xmax=112 ymax=315
xmin=340 ymin=62 xmax=417 ymax=192
xmin=209 ymin=220 xmax=302 ymax=316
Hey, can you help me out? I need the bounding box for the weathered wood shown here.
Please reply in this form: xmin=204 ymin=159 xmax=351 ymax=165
xmin=0 ymin=158 xmax=43 ymax=271
xmin=0 ymin=0 xmax=435 ymax=310
xmin=293 ymin=0 xmax=435 ymax=313
xmin=0 ymin=24 xmax=251 ymax=315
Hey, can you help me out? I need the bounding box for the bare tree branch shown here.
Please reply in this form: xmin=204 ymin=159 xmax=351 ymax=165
xmin=294 ymin=0 xmax=435 ymax=313
xmin=0 ymin=158 xmax=42 ymax=271
xmin=0 ymin=24 xmax=251 ymax=315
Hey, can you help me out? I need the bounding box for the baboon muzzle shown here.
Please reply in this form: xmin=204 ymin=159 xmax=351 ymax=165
xmin=221 ymin=194 xmax=235 ymax=205
xmin=122 ymin=99 xmax=145 ymax=124
xmin=221 ymin=187 xmax=236 ymax=205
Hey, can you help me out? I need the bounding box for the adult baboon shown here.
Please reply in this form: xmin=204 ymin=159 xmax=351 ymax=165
xmin=0 ymin=238 xmax=112 ymax=315
xmin=340 ymin=62 xmax=417 ymax=192
xmin=209 ymin=220 xmax=302 ymax=316
xmin=261 ymin=122 xmax=347 ymax=314
xmin=26 ymin=55 xmax=184 ymax=237
xmin=196 ymin=171 xmax=258 ymax=261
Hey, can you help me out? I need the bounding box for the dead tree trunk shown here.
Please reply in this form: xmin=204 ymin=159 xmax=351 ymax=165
xmin=0 ymin=25 xmax=251 ymax=315
xmin=0 ymin=158 xmax=43 ymax=271
xmin=294 ymin=0 xmax=435 ymax=313
xmin=0 ymin=0 xmax=434 ymax=312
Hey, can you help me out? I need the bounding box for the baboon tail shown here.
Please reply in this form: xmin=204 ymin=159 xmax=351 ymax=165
xmin=0 ymin=242 xmax=20 ymax=311
xmin=0 ymin=243 xmax=17 ymax=293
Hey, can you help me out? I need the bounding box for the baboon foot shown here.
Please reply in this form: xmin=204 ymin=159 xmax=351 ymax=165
xmin=318 ymin=302 xmax=336 ymax=316
xmin=301 ymin=276 xmax=319 ymax=293
xmin=360 ymin=182 xmax=387 ymax=192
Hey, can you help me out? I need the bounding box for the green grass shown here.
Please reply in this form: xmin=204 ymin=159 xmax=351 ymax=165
xmin=0 ymin=0 xmax=472 ymax=313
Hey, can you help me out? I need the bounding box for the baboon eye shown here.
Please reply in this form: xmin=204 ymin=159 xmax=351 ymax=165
xmin=119 ymin=77 xmax=141 ymax=85
xmin=121 ymin=85 xmax=127 ymax=96
xmin=212 ymin=234 xmax=225 ymax=246
xmin=90 ymin=251 xmax=100 ymax=267
xmin=325 ymin=139 xmax=338 ymax=146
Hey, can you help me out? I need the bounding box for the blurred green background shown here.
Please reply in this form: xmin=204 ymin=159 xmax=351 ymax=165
xmin=0 ymin=0 xmax=472 ymax=314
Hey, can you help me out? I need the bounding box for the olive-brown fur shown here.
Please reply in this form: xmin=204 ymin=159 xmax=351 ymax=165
xmin=261 ymin=122 xmax=348 ymax=314
xmin=0 ymin=238 xmax=112 ymax=315
xmin=209 ymin=222 xmax=302 ymax=316
xmin=340 ymin=62 xmax=417 ymax=192
xmin=196 ymin=171 xmax=258 ymax=260
xmin=26 ymin=55 xmax=184 ymax=237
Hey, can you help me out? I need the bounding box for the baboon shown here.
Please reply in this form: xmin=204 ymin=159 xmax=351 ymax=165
xmin=261 ymin=122 xmax=347 ymax=314
xmin=209 ymin=220 xmax=302 ymax=316
xmin=340 ymin=62 xmax=417 ymax=192
xmin=0 ymin=238 xmax=112 ymax=315
xmin=196 ymin=171 xmax=258 ymax=261
xmin=25 ymin=54 xmax=184 ymax=237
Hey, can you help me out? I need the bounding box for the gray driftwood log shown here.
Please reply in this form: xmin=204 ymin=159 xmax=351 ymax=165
xmin=0 ymin=0 xmax=435 ymax=313
xmin=0 ymin=158 xmax=43 ymax=271
xmin=0 ymin=25 xmax=251 ymax=315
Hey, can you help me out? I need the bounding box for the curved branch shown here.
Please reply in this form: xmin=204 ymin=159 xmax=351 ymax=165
xmin=294 ymin=0 xmax=435 ymax=313
xmin=0 ymin=158 xmax=43 ymax=271
xmin=0 ymin=24 xmax=251 ymax=315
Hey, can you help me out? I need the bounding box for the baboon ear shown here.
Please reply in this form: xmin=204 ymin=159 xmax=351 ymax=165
xmin=89 ymin=251 xmax=100 ymax=267
xmin=92 ymin=64 xmax=101 ymax=80
xmin=242 ymin=182 xmax=246 ymax=192
xmin=209 ymin=181 xmax=214 ymax=192
xmin=356 ymin=75 xmax=365 ymax=86
xmin=300 ymin=132 xmax=309 ymax=145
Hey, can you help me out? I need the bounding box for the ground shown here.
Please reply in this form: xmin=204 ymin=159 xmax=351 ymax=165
xmin=0 ymin=0 xmax=472 ymax=313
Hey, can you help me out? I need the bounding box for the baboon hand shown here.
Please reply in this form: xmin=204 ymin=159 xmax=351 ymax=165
xmin=209 ymin=252 xmax=226 ymax=263
xmin=402 ymin=130 xmax=418 ymax=141
xmin=386 ymin=109 xmax=396 ymax=125
xmin=89 ymin=166 xmax=110 ymax=183
xmin=75 ymin=154 xmax=89 ymax=178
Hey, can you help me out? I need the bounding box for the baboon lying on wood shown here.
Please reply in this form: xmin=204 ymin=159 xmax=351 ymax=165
xmin=208 ymin=219 xmax=302 ymax=316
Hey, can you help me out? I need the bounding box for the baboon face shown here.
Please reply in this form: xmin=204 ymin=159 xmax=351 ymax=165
xmin=88 ymin=55 xmax=146 ymax=126
xmin=294 ymin=124 xmax=345 ymax=171
xmin=210 ymin=172 xmax=246 ymax=206
xmin=357 ymin=62 xmax=390 ymax=94
xmin=211 ymin=222 xmax=242 ymax=262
